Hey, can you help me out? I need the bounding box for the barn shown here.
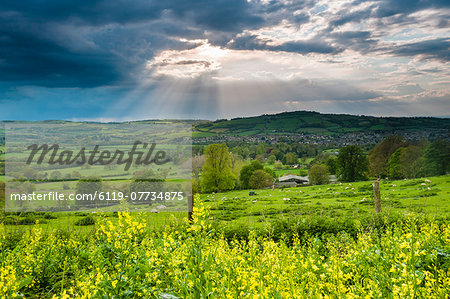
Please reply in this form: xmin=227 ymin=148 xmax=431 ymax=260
xmin=276 ymin=174 xmax=309 ymax=187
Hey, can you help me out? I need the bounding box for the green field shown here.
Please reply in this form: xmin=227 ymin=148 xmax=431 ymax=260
xmin=3 ymin=175 xmax=448 ymax=232
xmin=1 ymin=176 xmax=449 ymax=298
xmin=201 ymin=175 xmax=450 ymax=228
xmin=0 ymin=194 xmax=449 ymax=298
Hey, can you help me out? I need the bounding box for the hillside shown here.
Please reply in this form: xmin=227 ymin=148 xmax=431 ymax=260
xmin=194 ymin=111 xmax=450 ymax=137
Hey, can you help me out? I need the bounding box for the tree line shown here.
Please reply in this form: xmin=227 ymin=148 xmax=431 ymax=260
xmin=196 ymin=136 xmax=449 ymax=193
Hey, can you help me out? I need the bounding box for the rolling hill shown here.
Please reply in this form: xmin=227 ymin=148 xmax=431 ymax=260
xmin=194 ymin=111 xmax=450 ymax=137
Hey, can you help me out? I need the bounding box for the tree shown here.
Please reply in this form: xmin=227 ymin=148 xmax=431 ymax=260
xmin=249 ymin=169 xmax=272 ymax=189
xmin=71 ymin=170 xmax=82 ymax=179
xmin=325 ymin=156 xmax=338 ymax=175
xmin=263 ymin=167 xmax=276 ymax=179
xmin=368 ymin=135 xmax=408 ymax=178
xmin=387 ymin=148 xmax=405 ymax=179
xmin=309 ymin=164 xmax=330 ymax=185
xmin=201 ymin=144 xmax=236 ymax=193
xmin=76 ymin=177 xmax=102 ymax=207
xmin=270 ymin=149 xmax=282 ymax=160
xmin=230 ymin=153 xmax=244 ymax=173
xmin=273 ymin=161 xmax=283 ymax=169
xmin=285 ymin=152 xmax=298 ymax=165
xmin=240 ymin=160 xmax=263 ymax=189
xmin=337 ymin=145 xmax=368 ymax=182
xmin=420 ymin=139 xmax=450 ymax=176
xmin=399 ymin=145 xmax=424 ymax=178
xmin=23 ymin=168 xmax=38 ymax=180
xmin=50 ymin=170 xmax=62 ymax=181
xmin=129 ymin=170 xmax=163 ymax=204
xmin=255 ymin=154 xmax=265 ymax=164
xmin=192 ymin=154 xmax=206 ymax=179
xmin=267 ymin=154 xmax=276 ymax=165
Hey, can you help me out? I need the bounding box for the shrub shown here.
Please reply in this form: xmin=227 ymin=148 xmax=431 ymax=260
xmin=43 ymin=212 xmax=57 ymax=219
xmin=18 ymin=216 xmax=42 ymax=225
xmin=1 ymin=216 xmax=18 ymax=225
xmin=74 ymin=215 xmax=96 ymax=226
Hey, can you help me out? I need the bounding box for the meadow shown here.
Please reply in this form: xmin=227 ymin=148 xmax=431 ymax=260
xmin=202 ymin=175 xmax=450 ymax=226
xmin=0 ymin=176 xmax=449 ymax=297
xmin=0 ymin=200 xmax=449 ymax=298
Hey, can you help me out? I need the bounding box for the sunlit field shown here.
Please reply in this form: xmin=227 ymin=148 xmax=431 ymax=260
xmin=1 ymin=202 xmax=449 ymax=298
xmin=1 ymin=176 xmax=449 ymax=298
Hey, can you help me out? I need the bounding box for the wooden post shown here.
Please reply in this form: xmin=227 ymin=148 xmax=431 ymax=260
xmin=188 ymin=194 xmax=193 ymax=222
xmin=373 ymin=179 xmax=382 ymax=213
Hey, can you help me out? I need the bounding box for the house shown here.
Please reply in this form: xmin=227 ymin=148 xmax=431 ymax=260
xmin=276 ymin=174 xmax=309 ymax=187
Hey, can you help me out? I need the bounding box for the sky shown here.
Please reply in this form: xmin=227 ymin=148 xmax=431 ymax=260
xmin=0 ymin=0 xmax=449 ymax=121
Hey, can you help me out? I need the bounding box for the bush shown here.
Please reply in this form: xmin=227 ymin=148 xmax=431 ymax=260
xmin=1 ymin=232 xmax=24 ymax=250
xmin=1 ymin=216 xmax=18 ymax=225
xmin=74 ymin=212 xmax=89 ymax=216
xmin=74 ymin=215 xmax=96 ymax=226
xmin=18 ymin=216 xmax=41 ymax=225
xmin=44 ymin=212 xmax=57 ymax=219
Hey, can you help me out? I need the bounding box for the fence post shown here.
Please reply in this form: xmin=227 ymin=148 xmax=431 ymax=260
xmin=188 ymin=194 xmax=193 ymax=222
xmin=373 ymin=179 xmax=382 ymax=213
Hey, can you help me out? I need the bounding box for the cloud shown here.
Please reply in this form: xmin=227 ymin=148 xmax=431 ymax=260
xmin=0 ymin=0 xmax=263 ymax=87
xmin=390 ymin=38 xmax=450 ymax=61
xmin=146 ymin=40 xmax=228 ymax=78
xmin=229 ymin=33 xmax=342 ymax=54
xmin=375 ymin=0 xmax=450 ymax=18
xmin=0 ymin=0 xmax=449 ymax=119
xmin=0 ymin=26 xmax=122 ymax=87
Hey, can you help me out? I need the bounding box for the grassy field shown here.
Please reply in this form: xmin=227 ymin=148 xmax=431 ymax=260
xmin=2 ymin=175 xmax=448 ymax=233
xmin=1 ymin=176 xmax=449 ymax=297
xmin=0 ymin=201 xmax=448 ymax=298
xmin=201 ymin=175 xmax=450 ymax=228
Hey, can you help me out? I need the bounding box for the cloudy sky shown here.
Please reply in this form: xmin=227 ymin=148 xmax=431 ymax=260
xmin=0 ymin=0 xmax=449 ymax=120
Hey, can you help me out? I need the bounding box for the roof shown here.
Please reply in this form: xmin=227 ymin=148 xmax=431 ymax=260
xmin=278 ymin=175 xmax=309 ymax=183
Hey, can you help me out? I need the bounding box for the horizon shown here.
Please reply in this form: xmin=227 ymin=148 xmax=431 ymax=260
xmin=1 ymin=1 xmax=449 ymax=120
xmin=2 ymin=109 xmax=449 ymax=123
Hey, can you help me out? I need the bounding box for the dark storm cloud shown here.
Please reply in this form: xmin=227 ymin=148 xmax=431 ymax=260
xmin=0 ymin=23 xmax=122 ymax=87
xmin=166 ymin=0 xmax=264 ymax=31
xmin=319 ymin=0 xmax=449 ymax=58
xmin=325 ymin=0 xmax=449 ymax=28
xmin=329 ymin=31 xmax=379 ymax=54
xmin=391 ymin=38 xmax=450 ymax=61
xmin=0 ymin=1 xmax=161 ymax=26
xmin=0 ymin=0 xmax=449 ymax=89
xmin=0 ymin=0 xmax=263 ymax=87
xmin=375 ymin=0 xmax=450 ymax=18
xmin=1 ymin=0 xmax=264 ymax=29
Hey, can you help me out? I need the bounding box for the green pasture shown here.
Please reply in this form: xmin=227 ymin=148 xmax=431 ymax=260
xmin=200 ymin=175 xmax=450 ymax=228
xmin=1 ymin=175 xmax=449 ymax=234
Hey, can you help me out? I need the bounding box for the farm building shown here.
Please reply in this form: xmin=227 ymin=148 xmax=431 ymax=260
xmin=276 ymin=174 xmax=309 ymax=187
